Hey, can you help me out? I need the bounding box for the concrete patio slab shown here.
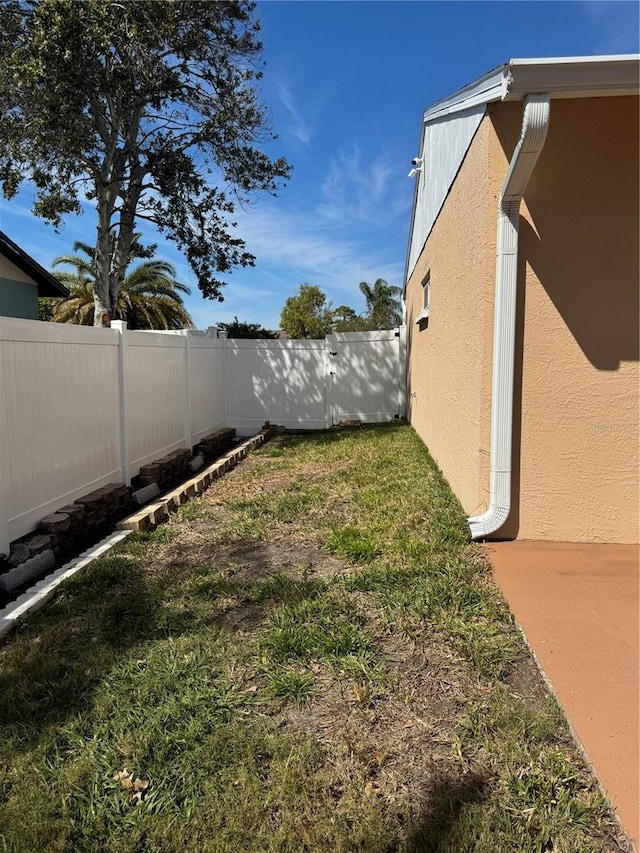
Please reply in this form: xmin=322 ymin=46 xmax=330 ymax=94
xmin=487 ymin=540 xmax=639 ymax=849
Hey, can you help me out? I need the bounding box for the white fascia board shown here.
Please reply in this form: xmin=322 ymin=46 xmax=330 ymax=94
xmin=506 ymin=55 xmax=640 ymax=100
xmin=422 ymin=65 xmax=507 ymax=123
xmin=421 ymin=55 xmax=639 ymax=126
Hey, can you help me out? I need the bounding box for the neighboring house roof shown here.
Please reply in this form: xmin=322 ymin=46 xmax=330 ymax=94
xmin=0 ymin=230 xmax=70 ymax=297
xmin=405 ymin=54 xmax=640 ymax=285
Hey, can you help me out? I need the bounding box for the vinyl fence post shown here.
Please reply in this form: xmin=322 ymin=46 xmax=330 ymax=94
xmin=218 ymin=329 xmax=230 ymax=428
xmin=0 ymin=321 xmax=10 ymax=556
xmin=111 ymin=321 xmax=130 ymax=486
xmin=397 ymin=325 xmax=407 ymax=418
xmin=183 ymin=330 xmax=192 ymax=452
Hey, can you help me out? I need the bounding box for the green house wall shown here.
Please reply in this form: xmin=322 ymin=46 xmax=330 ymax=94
xmin=0 ymin=277 xmax=39 ymax=320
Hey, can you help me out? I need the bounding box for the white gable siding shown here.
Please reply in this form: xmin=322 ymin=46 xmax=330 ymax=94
xmin=406 ymin=104 xmax=486 ymax=279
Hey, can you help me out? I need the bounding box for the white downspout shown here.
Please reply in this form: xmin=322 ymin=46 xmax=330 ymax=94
xmin=468 ymin=93 xmax=550 ymax=541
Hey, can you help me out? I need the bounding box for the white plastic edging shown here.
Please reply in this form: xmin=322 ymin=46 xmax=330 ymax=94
xmin=0 ymin=529 xmax=132 ymax=640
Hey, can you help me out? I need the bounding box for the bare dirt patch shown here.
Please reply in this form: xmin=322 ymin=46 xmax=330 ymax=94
xmin=501 ymin=652 xmax=552 ymax=713
xmin=155 ymin=527 xmax=349 ymax=584
xmin=213 ymin=538 xmax=349 ymax=582
xmin=283 ymin=648 xmax=468 ymax=811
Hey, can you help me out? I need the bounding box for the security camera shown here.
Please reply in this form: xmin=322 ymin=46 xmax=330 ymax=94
xmin=408 ymin=168 xmax=418 ymax=178
xmin=411 ymin=157 xmax=423 ymax=167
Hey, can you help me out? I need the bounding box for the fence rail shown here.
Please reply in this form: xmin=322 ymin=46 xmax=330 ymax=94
xmin=0 ymin=318 xmax=405 ymax=553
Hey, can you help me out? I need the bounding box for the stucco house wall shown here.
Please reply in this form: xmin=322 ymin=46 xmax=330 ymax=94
xmin=406 ymin=92 xmax=638 ymax=544
xmin=406 ymin=115 xmax=494 ymax=515
xmin=0 ymin=254 xmax=39 ymax=320
xmin=489 ymin=95 xmax=639 ymax=542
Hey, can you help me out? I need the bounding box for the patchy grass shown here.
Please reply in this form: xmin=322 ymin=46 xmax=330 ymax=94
xmin=0 ymin=424 xmax=631 ymax=852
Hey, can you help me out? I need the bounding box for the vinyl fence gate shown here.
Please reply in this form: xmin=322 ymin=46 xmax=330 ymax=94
xmin=224 ymin=328 xmax=406 ymax=434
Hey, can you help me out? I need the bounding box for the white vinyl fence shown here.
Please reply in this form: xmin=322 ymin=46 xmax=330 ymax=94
xmin=0 ymin=317 xmax=405 ymax=553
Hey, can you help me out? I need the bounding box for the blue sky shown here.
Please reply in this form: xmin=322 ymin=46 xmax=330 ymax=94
xmin=0 ymin=1 xmax=638 ymax=330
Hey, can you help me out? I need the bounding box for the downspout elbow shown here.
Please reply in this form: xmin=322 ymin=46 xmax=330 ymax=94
xmin=468 ymin=505 xmax=510 ymax=540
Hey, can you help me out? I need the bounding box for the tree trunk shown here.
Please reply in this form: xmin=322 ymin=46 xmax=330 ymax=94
xmin=94 ymin=201 xmax=113 ymax=326
xmin=102 ymin=145 xmax=143 ymax=324
xmin=93 ymin=287 xmax=112 ymax=327
xmin=94 ymin=147 xmax=119 ymax=325
xmin=109 ymin=196 xmax=138 ymax=315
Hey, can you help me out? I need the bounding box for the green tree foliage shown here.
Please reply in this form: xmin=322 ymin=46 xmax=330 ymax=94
xmin=220 ymin=317 xmax=276 ymax=339
xmin=38 ymin=297 xmax=54 ymax=322
xmin=359 ymin=278 xmax=403 ymax=329
xmin=331 ymin=305 xmax=369 ymax=333
xmin=280 ymin=284 xmax=335 ymax=339
xmin=280 ymin=280 xmax=404 ymax=338
xmin=48 ymin=241 xmax=193 ymax=329
xmin=0 ymin=0 xmax=290 ymax=324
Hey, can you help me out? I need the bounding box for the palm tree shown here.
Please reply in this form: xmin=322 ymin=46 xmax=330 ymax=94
xmin=358 ymin=278 xmax=402 ymax=330
xmin=48 ymin=241 xmax=193 ymax=330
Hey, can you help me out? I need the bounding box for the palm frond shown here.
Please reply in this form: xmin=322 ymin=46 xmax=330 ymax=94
xmin=52 ymin=255 xmax=95 ymax=278
xmin=48 ymin=244 xmax=193 ymax=330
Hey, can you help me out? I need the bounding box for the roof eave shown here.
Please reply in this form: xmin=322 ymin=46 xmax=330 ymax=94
xmin=422 ymin=55 xmax=640 ymax=125
xmin=505 ymin=55 xmax=640 ymax=100
xmin=0 ymin=231 xmax=70 ymax=298
xmin=422 ymin=64 xmax=507 ymax=123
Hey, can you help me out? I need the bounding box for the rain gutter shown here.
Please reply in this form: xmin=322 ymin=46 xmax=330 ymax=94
xmin=467 ymin=93 xmax=550 ymax=540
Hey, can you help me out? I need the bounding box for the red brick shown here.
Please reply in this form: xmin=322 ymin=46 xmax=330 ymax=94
xmin=24 ymin=533 xmax=56 ymax=555
xmin=75 ymin=493 xmax=103 ymax=509
xmin=139 ymin=464 xmax=161 ymax=478
xmin=40 ymin=513 xmax=71 ymax=534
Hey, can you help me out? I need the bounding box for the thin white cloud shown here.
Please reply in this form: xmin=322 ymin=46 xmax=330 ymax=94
xmin=0 ymin=202 xmax=91 ymax=269
xmin=277 ymin=82 xmax=312 ymax=146
xmin=0 ymin=198 xmax=35 ymax=224
xmin=182 ymin=266 xmax=282 ymax=329
xmin=230 ymin=203 xmax=405 ymax=325
xmin=581 ymin=1 xmax=639 ymax=53
xmin=317 ymin=146 xmax=411 ymax=227
xmin=188 ymin=280 xmax=284 ymax=331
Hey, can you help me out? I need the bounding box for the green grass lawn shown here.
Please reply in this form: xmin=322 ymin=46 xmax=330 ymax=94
xmin=0 ymin=423 xmax=630 ymax=852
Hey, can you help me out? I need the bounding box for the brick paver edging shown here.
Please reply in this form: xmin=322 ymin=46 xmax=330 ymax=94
xmin=0 ymin=431 xmax=267 ymax=641
xmin=0 ymin=530 xmax=132 ymax=641
xmin=116 ymin=430 xmax=267 ymax=533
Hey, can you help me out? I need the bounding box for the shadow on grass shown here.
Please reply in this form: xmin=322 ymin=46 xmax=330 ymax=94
xmin=0 ymin=551 xmax=207 ymax=745
xmin=403 ymin=770 xmax=490 ymax=852
xmin=0 ymin=537 xmax=335 ymax=749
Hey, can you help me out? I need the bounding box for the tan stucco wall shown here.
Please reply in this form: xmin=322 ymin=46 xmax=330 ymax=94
xmin=405 ymin=116 xmax=494 ymax=516
xmin=490 ymin=96 xmax=639 ymax=543
xmin=407 ymin=94 xmax=639 ymax=544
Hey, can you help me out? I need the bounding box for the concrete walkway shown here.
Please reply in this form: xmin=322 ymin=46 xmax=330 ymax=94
xmin=487 ymin=541 xmax=639 ymax=849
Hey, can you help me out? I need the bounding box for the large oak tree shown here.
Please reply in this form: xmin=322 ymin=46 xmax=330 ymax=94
xmin=0 ymin=0 xmax=290 ymax=324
